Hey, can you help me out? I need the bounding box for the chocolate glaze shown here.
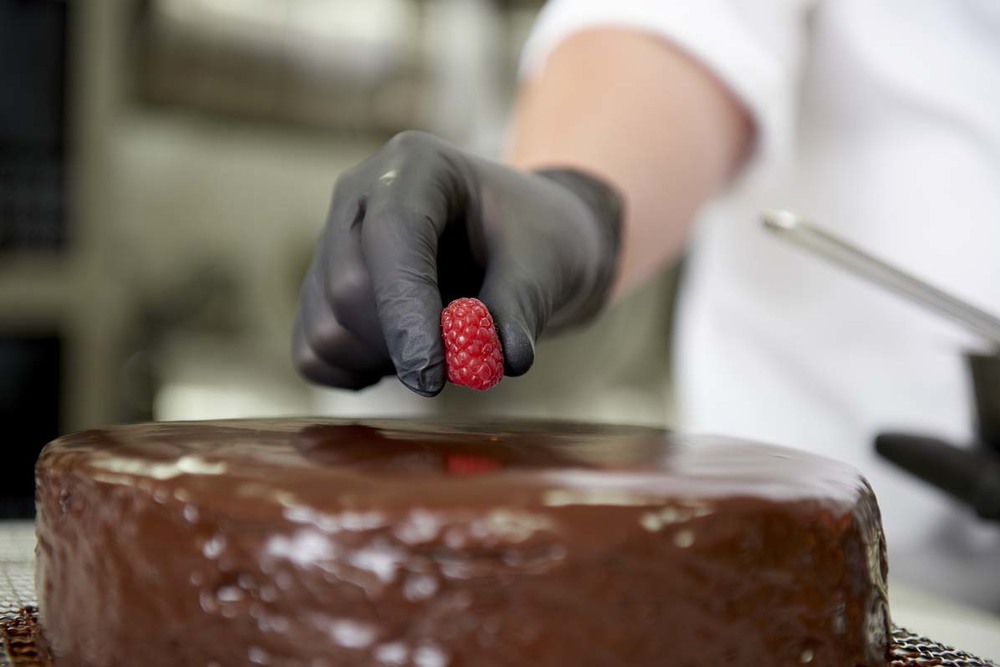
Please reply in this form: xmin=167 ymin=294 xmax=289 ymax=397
xmin=35 ymin=419 xmax=890 ymax=666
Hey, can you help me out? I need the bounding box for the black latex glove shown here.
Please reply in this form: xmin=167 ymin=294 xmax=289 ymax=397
xmin=293 ymin=131 xmax=622 ymax=396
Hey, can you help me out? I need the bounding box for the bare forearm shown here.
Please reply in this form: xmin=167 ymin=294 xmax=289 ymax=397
xmin=508 ymin=29 xmax=752 ymax=296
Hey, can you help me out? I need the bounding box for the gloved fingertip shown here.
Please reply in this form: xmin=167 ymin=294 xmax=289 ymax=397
xmin=496 ymin=319 xmax=535 ymax=377
xmin=298 ymin=356 xmax=384 ymax=391
xmin=398 ymin=364 xmax=446 ymax=397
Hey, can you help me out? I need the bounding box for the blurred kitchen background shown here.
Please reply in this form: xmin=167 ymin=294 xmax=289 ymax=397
xmin=1 ymin=0 xmax=677 ymax=518
xmin=5 ymin=3 xmax=1000 ymax=656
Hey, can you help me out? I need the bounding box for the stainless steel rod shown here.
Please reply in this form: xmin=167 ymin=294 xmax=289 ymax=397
xmin=762 ymin=209 xmax=1000 ymax=347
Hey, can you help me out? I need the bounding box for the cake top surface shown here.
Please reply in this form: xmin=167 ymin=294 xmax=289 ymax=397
xmin=39 ymin=419 xmax=871 ymax=517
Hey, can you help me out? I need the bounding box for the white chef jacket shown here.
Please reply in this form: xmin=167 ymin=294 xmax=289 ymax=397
xmin=522 ymin=0 xmax=1000 ymax=608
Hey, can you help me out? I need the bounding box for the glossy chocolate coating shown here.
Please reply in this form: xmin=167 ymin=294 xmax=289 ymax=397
xmin=35 ymin=419 xmax=889 ymax=666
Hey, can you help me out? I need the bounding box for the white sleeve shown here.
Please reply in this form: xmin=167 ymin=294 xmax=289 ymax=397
xmin=519 ymin=0 xmax=816 ymax=182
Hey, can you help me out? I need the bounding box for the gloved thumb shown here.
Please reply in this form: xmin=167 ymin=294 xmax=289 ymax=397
xmin=477 ymin=265 xmax=554 ymax=377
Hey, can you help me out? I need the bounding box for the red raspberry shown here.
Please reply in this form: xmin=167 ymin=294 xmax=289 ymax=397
xmin=441 ymin=297 xmax=504 ymax=391
xmin=445 ymin=453 xmax=502 ymax=475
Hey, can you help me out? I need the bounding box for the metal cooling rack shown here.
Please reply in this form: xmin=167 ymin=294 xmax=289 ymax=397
xmin=1 ymin=522 xmax=36 ymax=667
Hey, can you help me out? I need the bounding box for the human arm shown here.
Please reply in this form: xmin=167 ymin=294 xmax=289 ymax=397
xmin=509 ymin=28 xmax=752 ymax=296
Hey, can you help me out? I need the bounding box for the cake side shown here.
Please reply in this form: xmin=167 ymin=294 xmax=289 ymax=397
xmin=35 ymin=419 xmax=890 ymax=666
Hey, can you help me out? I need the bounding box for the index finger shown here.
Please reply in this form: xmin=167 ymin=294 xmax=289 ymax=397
xmin=360 ymin=165 xmax=454 ymax=396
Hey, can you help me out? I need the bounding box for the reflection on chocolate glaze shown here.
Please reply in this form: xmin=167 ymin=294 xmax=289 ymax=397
xmin=295 ymin=423 xmax=599 ymax=474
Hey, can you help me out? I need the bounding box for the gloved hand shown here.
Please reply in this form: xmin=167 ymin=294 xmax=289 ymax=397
xmin=293 ymin=131 xmax=622 ymax=396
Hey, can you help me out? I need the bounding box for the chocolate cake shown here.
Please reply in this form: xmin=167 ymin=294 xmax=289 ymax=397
xmin=34 ymin=419 xmax=890 ymax=666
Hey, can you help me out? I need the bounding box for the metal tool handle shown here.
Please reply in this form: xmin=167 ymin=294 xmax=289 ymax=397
xmin=762 ymin=210 xmax=1000 ymax=347
xmin=875 ymin=432 xmax=1000 ymax=521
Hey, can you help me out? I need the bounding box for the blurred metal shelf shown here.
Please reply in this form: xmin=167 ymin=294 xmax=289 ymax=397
xmin=0 ymin=259 xmax=73 ymax=325
xmin=128 ymin=0 xmax=542 ymax=149
xmin=132 ymin=0 xmax=426 ymax=133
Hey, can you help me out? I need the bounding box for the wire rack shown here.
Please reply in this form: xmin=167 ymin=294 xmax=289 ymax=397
xmin=2 ymin=520 xmax=997 ymax=666
xmin=1 ymin=523 xmax=36 ymax=667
